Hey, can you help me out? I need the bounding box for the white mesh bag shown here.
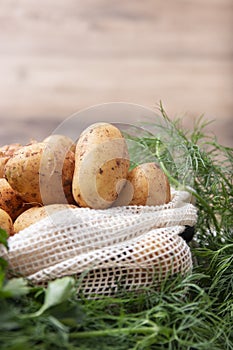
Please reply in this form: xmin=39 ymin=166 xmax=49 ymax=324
xmin=1 ymin=189 xmax=197 ymax=297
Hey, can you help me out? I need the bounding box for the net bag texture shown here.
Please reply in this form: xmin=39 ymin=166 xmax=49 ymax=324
xmin=1 ymin=189 xmax=197 ymax=297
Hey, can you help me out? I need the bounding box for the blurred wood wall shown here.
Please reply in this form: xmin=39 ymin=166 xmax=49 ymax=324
xmin=0 ymin=0 xmax=232 ymax=146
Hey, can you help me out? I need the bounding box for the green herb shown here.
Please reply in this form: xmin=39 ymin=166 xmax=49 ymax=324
xmin=0 ymin=227 xmax=8 ymax=249
xmin=0 ymin=106 xmax=232 ymax=349
xmin=24 ymin=277 xmax=76 ymax=318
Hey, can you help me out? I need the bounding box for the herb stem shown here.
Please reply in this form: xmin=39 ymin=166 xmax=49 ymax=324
xmin=69 ymin=326 xmax=158 ymax=339
xmin=154 ymin=140 xmax=221 ymax=232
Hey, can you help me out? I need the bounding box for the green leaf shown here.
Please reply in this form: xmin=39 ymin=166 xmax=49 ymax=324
xmin=26 ymin=276 xmax=76 ymax=318
xmin=0 ymin=278 xmax=30 ymax=298
xmin=0 ymin=228 xmax=8 ymax=249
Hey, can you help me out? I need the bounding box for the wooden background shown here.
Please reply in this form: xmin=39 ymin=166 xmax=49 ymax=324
xmin=0 ymin=0 xmax=232 ymax=146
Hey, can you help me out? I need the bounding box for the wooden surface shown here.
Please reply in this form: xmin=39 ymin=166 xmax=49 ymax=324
xmin=0 ymin=0 xmax=232 ymax=146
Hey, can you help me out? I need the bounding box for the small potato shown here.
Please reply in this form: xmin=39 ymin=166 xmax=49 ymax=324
xmin=0 ymin=157 xmax=9 ymax=178
xmin=40 ymin=136 xmax=76 ymax=205
xmin=0 ymin=178 xmax=25 ymax=221
xmin=114 ymin=162 xmax=171 ymax=206
xmin=129 ymin=163 xmax=171 ymax=206
xmin=4 ymin=143 xmax=46 ymax=203
xmin=13 ymin=204 xmax=77 ymax=233
xmin=0 ymin=208 xmax=14 ymax=236
xmin=5 ymin=141 xmax=75 ymax=205
xmin=128 ymin=231 xmax=191 ymax=278
xmin=0 ymin=143 xmax=22 ymax=158
xmin=72 ymin=122 xmax=130 ymax=209
xmin=0 ymin=143 xmax=22 ymax=178
xmin=43 ymin=134 xmax=76 ymax=153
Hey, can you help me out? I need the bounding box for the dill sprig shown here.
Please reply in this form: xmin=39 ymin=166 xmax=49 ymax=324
xmin=127 ymin=102 xmax=232 ymax=241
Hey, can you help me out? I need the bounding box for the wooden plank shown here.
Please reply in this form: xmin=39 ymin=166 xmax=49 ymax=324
xmin=0 ymin=0 xmax=232 ymax=146
xmin=1 ymin=56 xmax=232 ymax=117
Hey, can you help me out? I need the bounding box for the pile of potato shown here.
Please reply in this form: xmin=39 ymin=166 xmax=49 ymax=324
xmin=0 ymin=122 xmax=171 ymax=236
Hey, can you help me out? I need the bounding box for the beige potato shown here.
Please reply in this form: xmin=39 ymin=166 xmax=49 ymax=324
xmin=114 ymin=162 xmax=171 ymax=206
xmin=13 ymin=203 xmax=77 ymax=233
xmin=129 ymin=233 xmax=190 ymax=278
xmin=72 ymin=122 xmax=130 ymax=209
xmin=43 ymin=134 xmax=76 ymax=153
xmin=0 ymin=157 xmax=9 ymax=178
xmin=0 ymin=143 xmax=22 ymax=158
xmin=4 ymin=143 xmax=46 ymax=204
xmin=5 ymin=141 xmax=75 ymax=205
xmin=40 ymin=136 xmax=76 ymax=205
xmin=0 ymin=208 xmax=14 ymax=236
xmin=0 ymin=178 xmax=26 ymax=221
xmin=0 ymin=143 xmax=22 ymax=178
xmin=129 ymin=162 xmax=171 ymax=206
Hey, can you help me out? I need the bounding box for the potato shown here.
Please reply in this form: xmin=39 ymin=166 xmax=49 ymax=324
xmin=129 ymin=231 xmax=191 ymax=278
xmin=0 ymin=178 xmax=25 ymax=221
xmin=0 ymin=143 xmax=22 ymax=158
xmin=40 ymin=136 xmax=76 ymax=205
xmin=4 ymin=143 xmax=45 ymax=204
xmin=114 ymin=162 xmax=171 ymax=206
xmin=43 ymin=134 xmax=76 ymax=153
xmin=72 ymin=122 xmax=130 ymax=209
xmin=0 ymin=208 xmax=14 ymax=236
xmin=0 ymin=143 xmax=22 ymax=178
xmin=5 ymin=141 xmax=75 ymax=205
xmin=13 ymin=204 xmax=77 ymax=233
xmin=0 ymin=157 xmax=8 ymax=178
xmin=129 ymin=162 xmax=171 ymax=206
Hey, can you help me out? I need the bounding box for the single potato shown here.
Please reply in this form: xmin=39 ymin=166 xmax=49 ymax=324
xmin=0 ymin=157 xmax=9 ymax=178
xmin=129 ymin=162 xmax=171 ymax=206
xmin=72 ymin=122 xmax=130 ymax=209
xmin=0 ymin=208 xmax=14 ymax=236
xmin=5 ymin=141 xmax=75 ymax=205
xmin=43 ymin=134 xmax=76 ymax=153
xmin=114 ymin=162 xmax=171 ymax=206
xmin=13 ymin=204 xmax=77 ymax=233
xmin=40 ymin=136 xmax=76 ymax=205
xmin=0 ymin=143 xmax=22 ymax=178
xmin=0 ymin=143 xmax=22 ymax=158
xmin=0 ymin=178 xmax=25 ymax=221
xmin=4 ymin=143 xmax=46 ymax=203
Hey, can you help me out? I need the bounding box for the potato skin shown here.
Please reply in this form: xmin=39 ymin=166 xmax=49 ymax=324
xmin=43 ymin=134 xmax=76 ymax=153
xmin=0 ymin=208 xmax=14 ymax=236
xmin=0 ymin=158 xmax=9 ymax=178
xmin=40 ymin=138 xmax=76 ymax=205
xmin=13 ymin=204 xmax=77 ymax=233
xmin=4 ymin=143 xmax=45 ymax=204
xmin=114 ymin=162 xmax=171 ymax=206
xmin=72 ymin=122 xmax=130 ymax=209
xmin=0 ymin=178 xmax=25 ymax=221
xmin=5 ymin=142 xmax=75 ymax=205
xmin=0 ymin=143 xmax=22 ymax=158
xmin=128 ymin=163 xmax=171 ymax=206
xmin=0 ymin=143 xmax=22 ymax=178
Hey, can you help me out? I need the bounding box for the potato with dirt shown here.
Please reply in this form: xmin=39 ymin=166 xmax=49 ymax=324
xmin=0 ymin=208 xmax=14 ymax=236
xmin=43 ymin=134 xmax=76 ymax=153
xmin=13 ymin=203 xmax=77 ymax=233
xmin=72 ymin=122 xmax=130 ymax=209
xmin=113 ymin=162 xmax=171 ymax=206
xmin=0 ymin=178 xmax=25 ymax=221
xmin=4 ymin=140 xmax=75 ymax=205
xmin=40 ymin=135 xmax=76 ymax=205
xmin=0 ymin=143 xmax=22 ymax=178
